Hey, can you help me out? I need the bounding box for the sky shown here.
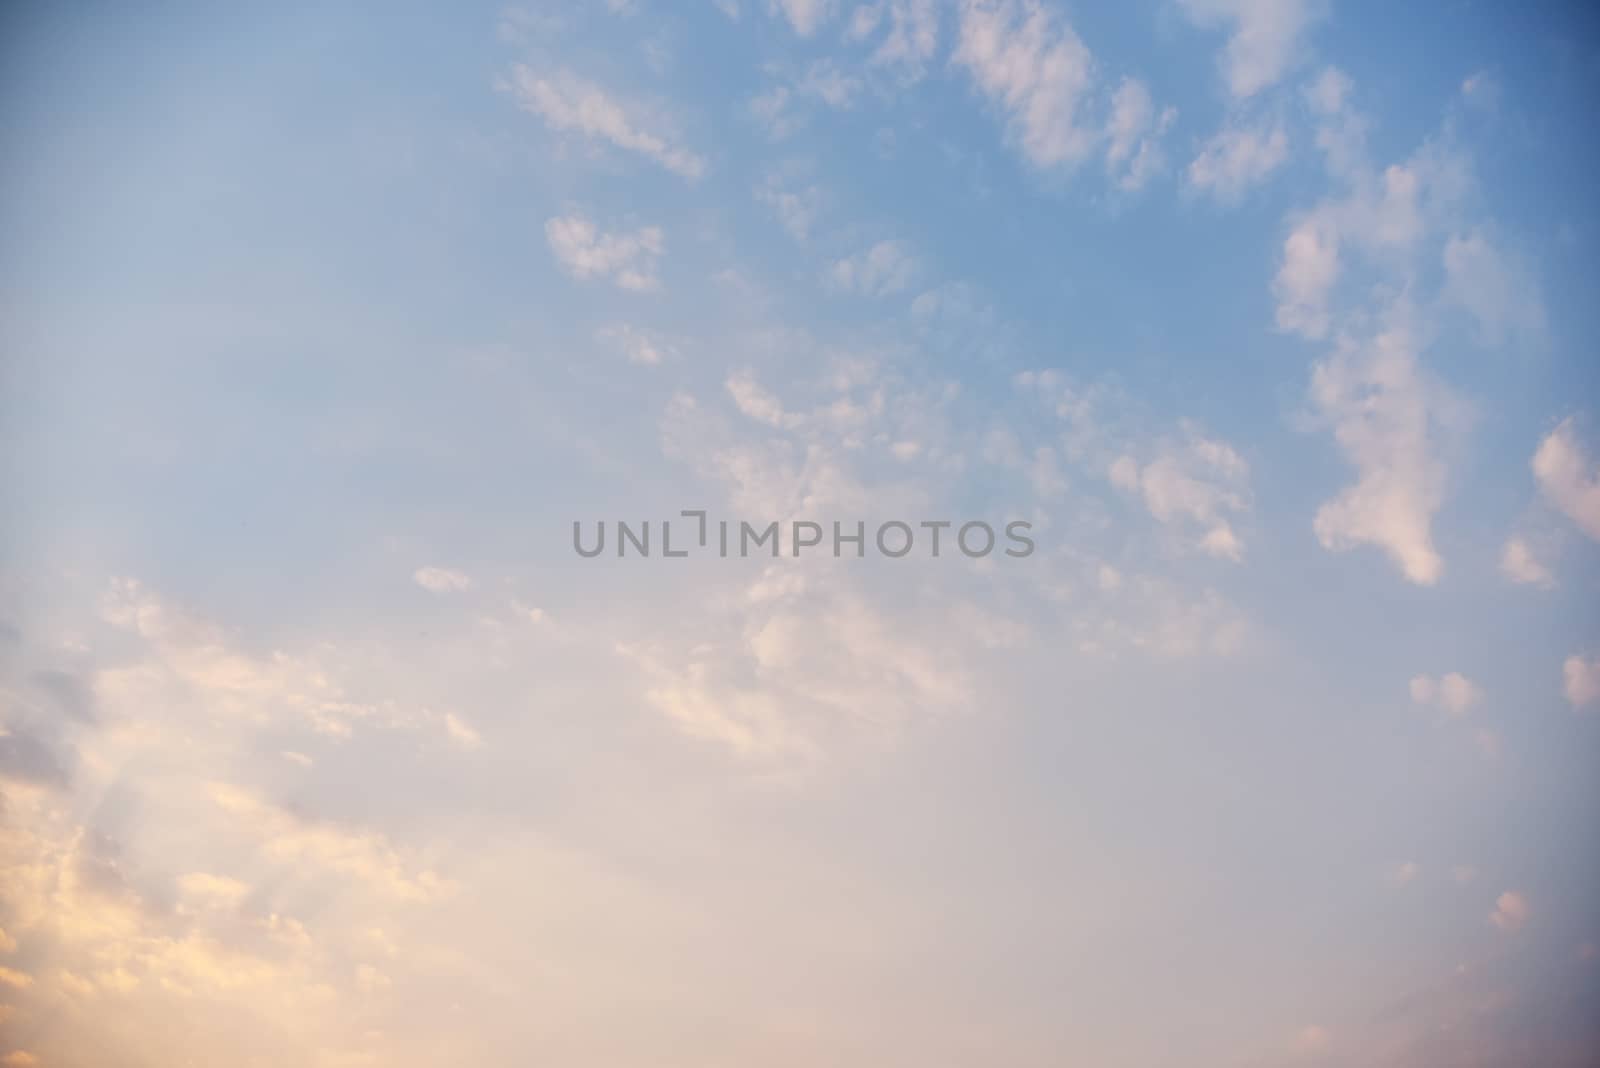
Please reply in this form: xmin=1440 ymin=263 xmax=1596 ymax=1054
xmin=1 ymin=1 xmax=1599 ymax=1065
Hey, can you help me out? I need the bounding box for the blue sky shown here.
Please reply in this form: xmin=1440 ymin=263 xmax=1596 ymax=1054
xmin=2 ymin=2 xmax=1599 ymax=1065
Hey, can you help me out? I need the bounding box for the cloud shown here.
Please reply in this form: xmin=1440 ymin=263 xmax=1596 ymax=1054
xmin=596 ymin=323 xmax=676 ymax=366
xmin=443 ymin=712 xmax=482 ymax=750
xmin=1104 ymin=78 xmax=1175 ymax=191
xmin=755 ymin=171 xmax=822 ymax=242
xmin=412 ymin=566 xmax=473 ymax=594
xmin=1108 ymin=428 xmax=1251 ymax=560
xmin=1273 ymin=211 xmax=1339 ymax=338
xmin=1409 ymin=672 xmax=1481 ymax=718
xmin=1532 ymin=418 xmax=1600 ymax=541
xmin=1177 ymin=0 xmax=1324 ymax=99
xmin=1308 ymin=304 xmax=1456 ymax=585
xmin=1389 ymin=861 xmax=1422 ymax=887
xmin=1564 ymin=654 xmax=1600 ymax=709
xmin=1442 ymin=230 xmax=1543 ymax=344
xmin=953 ymin=0 xmax=1098 ymax=169
xmin=178 ymin=872 xmax=251 ymax=908
xmin=850 ymin=0 xmax=939 ymax=76
xmin=1293 ymin=1023 xmax=1332 ymax=1055
xmin=1499 ymin=536 xmax=1553 ymax=588
xmin=1490 ymin=890 xmax=1530 ymax=933
xmin=210 ymin=783 xmax=452 ymax=903
xmin=828 ymin=240 xmax=919 ymax=297
xmin=796 ymin=60 xmax=863 ymax=108
xmin=545 ymin=214 xmax=665 ymax=292
xmin=504 ymin=67 xmax=705 ymax=179
xmin=0 ymin=726 xmax=69 ymax=789
xmin=770 ymin=0 xmax=833 ymax=36
xmin=1275 ymin=77 xmax=1494 ymax=585
xmin=1187 ymin=117 xmax=1289 ymax=202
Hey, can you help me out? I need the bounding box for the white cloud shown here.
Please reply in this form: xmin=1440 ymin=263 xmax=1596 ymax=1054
xmin=1443 ymin=231 xmax=1543 ymax=344
xmin=1187 ymin=118 xmax=1289 ymax=202
xmin=1309 ymin=305 xmax=1456 ymax=585
xmin=413 ymin=567 xmax=473 ymax=594
xmin=1490 ymin=890 xmax=1530 ymax=933
xmin=748 ymin=61 xmax=864 ymax=140
xmin=1177 ymin=0 xmax=1323 ymax=99
xmin=828 ymin=240 xmax=919 ymax=297
xmin=1499 ymin=536 xmax=1553 ymax=588
xmin=443 ymin=712 xmax=482 ymax=750
xmin=504 ymin=67 xmax=705 ymax=179
xmin=1109 ymin=428 xmax=1251 ymax=560
xmin=953 ymin=0 xmax=1097 ymax=169
xmin=1275 ymin=79 xmax=1493 ymax=586
xmin=1564 ymin=654 xmax=1600 ymax=709
xmin=852 ymin=0 xmax=939 ymax=75
xmin=1461 ymin=69 xmax=1500 ymax=108
xmin=596 ymin=323 xmax=675 ymax=366
xmin=1409 ymin=672 xmax=1481 ymax=718
xmin=1273 ymin=211 xmax=1339 ymax=338
xmin=545 ymin=214 xmax=665 ymax=292
xmin=1104 ymin=78 xmax=1175 ymax=191
xmin=178 ymin=872 xmax=251 ymax=908
xmin=797 ymin=59 xmax=863 ymax=108
xmin=1532 ymin=418 xmax=1600 ymax=541
xmin=755 ymin=171 xmax=822 ymax=242
xmin=770 ymin=0 xmax=832 ymax=35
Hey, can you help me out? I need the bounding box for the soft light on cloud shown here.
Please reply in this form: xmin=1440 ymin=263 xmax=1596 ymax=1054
xmin=413 ymin=567 xmax=473 ymax=594
xmin=828 ymin=240 xmax=919 ymax=297
xmin=1491 ymin=890 xmax=1530 ymax=933
xmin=1178 ymin=0 xmax=1324 ymax=99
xmin=953 ymin=0 xmax=1097 ymax=169
xmin=1188 ymin=118 xmax=1289 ymax=201
xmin=505 ymin=66 xmax=705 ymax=179
xmin=1563 ymin=654 xmax=1600 ymax=709
xmin=1500 ymin=536 xmax=1553 ymax=588
xmin=1410 ymin=672 xmax=1482 ymax=717
xmin=1532 ymin=418 xmax=1600 ymax=541
xmin=545 ymin=213 xmax=665 ymax=292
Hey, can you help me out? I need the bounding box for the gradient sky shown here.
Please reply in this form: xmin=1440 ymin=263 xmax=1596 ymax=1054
xmin=2 ymin=2 xmax=1600 ymax=1066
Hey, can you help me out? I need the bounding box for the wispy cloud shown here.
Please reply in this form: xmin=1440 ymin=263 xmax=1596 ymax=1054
xmin=546 ymin=213 xmax=665 ymax=292
xmin=505 ymin=66 xmax=706 ymax=179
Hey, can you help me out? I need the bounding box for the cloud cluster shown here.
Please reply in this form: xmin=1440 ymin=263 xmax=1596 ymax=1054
xmin=546 ymin=213 xmax=666 ymax=292
xmin=506 ymin=66 xmax=706 ymax=179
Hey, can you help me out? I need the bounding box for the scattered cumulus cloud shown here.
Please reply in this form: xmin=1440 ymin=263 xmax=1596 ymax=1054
xmin=1563 ymin=654 xmax=1600 ymax=709
xmin=953 ymin=0 xmax=1098 ymax=169
xmin=770 ymin=0 xmax=833 ymax=36
xmin=1109 ymin=428 xmax=1251 ymax=560
xmin=1490 ymin=890 xmax=1530 ymax=933
xmin=849 ymin=0 xmax=940 ymax=76
xmin=755 ymin=171 xmax=823 ymax=242
xmin=413 ymin=567 xmax=473 ymax=594
xmin=1410 ymin=672 xmax=1482 ymax=717
xmin=1187 ymin=117 xmax=1289 ymax=201
xmin=1442 ymin=230 xmax=1543 ymax=344
xmin=828 ymin=240 xmax=919 ymax=297
xmin=1532 ymin=418 xmax=1600 ymax=541
xmin=1499 ymin=536 xmax=1553 ymax=588
xmin=545 ymin=213 xmax=665 ymax=292
xmin=1177 ymin=0 xmax=1325 ymax=99
xmin=504 ymin=66 xmax=705 ymax=179
xmin=1104 ymin=78 xmax=1176 ymax=191
xmin=596 ymin=323 xmax=676 ymax=365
